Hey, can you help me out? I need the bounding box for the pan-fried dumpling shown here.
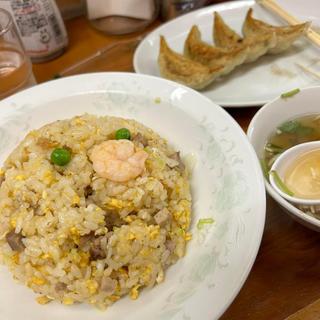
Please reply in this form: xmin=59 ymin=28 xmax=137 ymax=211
xmin=243 ymin=8 xmax=309 ymax=54
xmin=158 ymin=36 xmax=223 ymax=90
xmin=213 ymin=12 xmax=243 ymax=48
xmin=241 ymin=32 xmax=277 ymax=62
xmin=184 ymin=25 xmax=248 ymax=75
xmin=157 ymin=9 xmax=309 ymax=91
xmin=213 ymin=11 xmax=277 ymax=63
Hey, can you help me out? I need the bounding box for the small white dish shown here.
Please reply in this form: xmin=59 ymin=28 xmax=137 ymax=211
xmin=0 ymin=73 xmax=265 ymax=320
xmin=248 ymin=85 xmax=320 ymax=231
xmin=269 ymin=141 xmax=320 ymax=208
xmin=134 ymin=0 xmax=320 ymax=107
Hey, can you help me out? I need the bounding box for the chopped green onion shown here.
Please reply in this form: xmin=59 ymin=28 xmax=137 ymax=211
xmin=197 ymin=218 xmax=214 ymax=230
xmin=265 ymin=143 xmax=284 ymax=154
xmin=260 ymin=158 xmax=269 ymax=179
xmin=277 ymin=120 xmax=314 ymax=136
xmin=278 ymin=120 xmax=300 ymax=133
xmin=295 ymin=126 xmax=314 ymax=136
xmin=154 ymin=97 xmax=161 ymax=104
xmin=281 ymin=88 xmax=300 ymax=99
xmin=270 ymin=170 xmax=294 ymax=196
xmin=268 ymin=155 xmax=278 ymax=169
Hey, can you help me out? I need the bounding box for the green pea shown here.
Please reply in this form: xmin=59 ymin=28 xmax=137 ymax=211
xmin=115 ymin=128 xmax=131 ymax=140
xmin=51 ymin=148 xmax=71 ymax=166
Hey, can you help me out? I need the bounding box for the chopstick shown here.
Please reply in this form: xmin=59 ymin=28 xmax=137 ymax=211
xmin=296 ymin=63 xmax=320 ymax=79
xmin=54 ymin=36 xmax=143 ymax=78
xmin=257 ymin=0 xmax=320 ymax=47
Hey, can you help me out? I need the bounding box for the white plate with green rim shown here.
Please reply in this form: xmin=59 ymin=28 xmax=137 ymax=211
xmin=0 ymin=73 xmax=265 ymax=320
xmin=133 ymin=0 xmax=320 ymax=107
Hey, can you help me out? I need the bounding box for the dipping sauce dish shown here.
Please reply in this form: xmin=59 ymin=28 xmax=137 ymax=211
xmin=270 ymin=141 xmax=320 ymax=214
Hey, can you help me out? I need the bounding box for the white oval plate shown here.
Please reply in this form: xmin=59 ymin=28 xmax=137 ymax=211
xmin=134 ymin=0 xmax=320 ymax=107
xmin=0 ymin=73 xmax=265 ymax=320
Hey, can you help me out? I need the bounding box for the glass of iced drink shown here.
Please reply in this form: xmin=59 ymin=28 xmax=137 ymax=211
xmin=0 ymin=8 xmax=36 ymax=100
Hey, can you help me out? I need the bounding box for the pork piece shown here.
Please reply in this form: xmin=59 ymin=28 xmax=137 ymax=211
xmin=79 ymin=233 xmax=108 ymax=260
xmin=0 ymin=175 xmax=4 ymax=187
xmin=84 ymin=185 xmax=93 ymax=198
xmin=165 ymin=240 xmax=176 ymax=253
xmin=100 ymin=276 xmax=117 ymax=295
xmin=132 ymin=133 xmax=148 ymax=147
xmin=89 ymin=236 xmax=106 ymax=260
xmin=55 ymin=282 xmax=67 ymax=292
xmin=78 ymin=232 xmax=95 ymax=247
xmin=154 ymin=208 xmax=170 ymax=226
xmin=168 ymin=152 xmax=185 ymax=172
xmin=6 ymin=231 xmax=25 ymax=252
xmin=104 ymin=211 xmax=122 ymax=231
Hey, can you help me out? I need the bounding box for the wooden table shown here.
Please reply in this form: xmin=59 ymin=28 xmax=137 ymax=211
xmin=32 ymin=16 xmax=320 ymax=320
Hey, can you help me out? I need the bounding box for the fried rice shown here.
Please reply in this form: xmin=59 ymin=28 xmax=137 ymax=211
xmin=0 ymin=114 xmax=192 ymax=309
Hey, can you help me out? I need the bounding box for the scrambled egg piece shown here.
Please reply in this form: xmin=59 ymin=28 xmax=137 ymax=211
xmin=40 ymin=253 xmax=51 ymax=259
xmin=11 ymin=253 xmax=19 ymax=264
xmin=37 ymin=296 xmax=52 ymax=305
xmin=62 ymin=297 xmax=74 ymax=305
xmin=109 ymin=295 xmax=120 ymax=302
xmin=31 ymin=277 xmax=46 ymax=285
xmin=79 ymin=252 xmax=90 ymax=268
xmin=15 ymin=175 xmax=25 ymax=181
xmin=10 ymin=218 xmax=16 ymax=228
xmin=72 ymin=195 xmax=80 ymax=205
xmin=106 ymin=198 xmax=133 ymax=210
xmin=130 ymin=285 xmax=140 ymax=300
xmin=148 ymin=225 xmax=160 ymax=239
xmin=74 ymin=118 xmax=86 ymax=125
xmin=86 ymin=279 xmax=98 ymax=295
xmin=42 ymin=170 xmax=55 ymax=185
xmin=173 ymin=199 xmax=191 ymax=229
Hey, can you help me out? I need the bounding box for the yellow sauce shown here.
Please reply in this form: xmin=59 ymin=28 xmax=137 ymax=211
xmin=284 ymin=149 xmax=320 ymax=199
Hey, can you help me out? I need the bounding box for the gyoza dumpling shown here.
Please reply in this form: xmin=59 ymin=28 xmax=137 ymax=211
xmin=158 ymin=9 xmax=309 ymax=91
xmin=213 ymin=11 xmax=243 ymax=48
xmin=158 ymin=36 xmax=223 ymax=90
xmin=242 ymin=32 xmax=277 ymax=62
xmin=184 ymin=25 xmax=248 ymax=75
xmin=243 ymin=8 xmax=309 ymax=54
xmin=213 ymin=11 xmax=277 ymax=63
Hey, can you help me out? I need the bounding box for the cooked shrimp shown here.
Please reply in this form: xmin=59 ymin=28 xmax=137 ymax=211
xmin=90 ymin=140 xmax=148 ymax=182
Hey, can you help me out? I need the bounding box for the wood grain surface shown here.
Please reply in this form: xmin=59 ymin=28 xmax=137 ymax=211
xmin=32 ymin=15 xmax=320 ymax=320
xmin=221 ymin=196 xmax=320 ymax=320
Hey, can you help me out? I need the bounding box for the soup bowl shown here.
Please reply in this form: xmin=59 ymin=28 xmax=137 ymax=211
xmin=247 ymin=86 xmax=320 ymax=231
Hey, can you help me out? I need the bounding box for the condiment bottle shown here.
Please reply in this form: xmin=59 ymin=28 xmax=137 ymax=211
xmin=0 ymin=0 xmax=68 ymax=62
xmin=86 ymin=0 xmax=159 ymax=35
xmin=161 ymin=0 xmax=210 ymax=21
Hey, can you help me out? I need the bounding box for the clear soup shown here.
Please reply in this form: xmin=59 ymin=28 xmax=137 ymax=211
xmin=263 ymin=114 xmax=320 ymax=174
